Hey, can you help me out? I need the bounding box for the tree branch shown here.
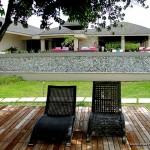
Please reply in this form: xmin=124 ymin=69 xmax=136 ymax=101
xmin=0 ymin=0 xmax=13 ymax=41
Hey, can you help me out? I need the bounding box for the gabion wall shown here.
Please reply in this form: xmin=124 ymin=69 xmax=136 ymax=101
xmin=0 ymin=52 xmax=150 ymax=72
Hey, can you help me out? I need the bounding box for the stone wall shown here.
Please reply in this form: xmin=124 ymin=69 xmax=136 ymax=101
xmin=0 ymin=52 xmax=150 ymax=73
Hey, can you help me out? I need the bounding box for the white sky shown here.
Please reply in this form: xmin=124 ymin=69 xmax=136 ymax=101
xmin=1 ymin=0 xmax=150 ymax=29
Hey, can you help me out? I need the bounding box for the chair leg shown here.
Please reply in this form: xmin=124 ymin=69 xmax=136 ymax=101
xmin=86 ymin=118 xmax=92 ymax=142
xmin=28 ymin=139 xmax=34 ymax=146
xmin=122 ymin=127 xmax=126 ymax=144
xmin=28 ymin=134 xmax=34 ymax=146
xmin=65 ymin=135 xmax=72 ymax=147
xmin=122 ymin=136 xmax=127 ymax=144
xmin=86 ymin=133 xmax=91 ymax=142
xmin=65 ymin=126 xmax=73 ymax=147
xmin=66 ymin=142 xmax=71 ymax=147
xmin=28 ymin=143 xmax=33 ymax=146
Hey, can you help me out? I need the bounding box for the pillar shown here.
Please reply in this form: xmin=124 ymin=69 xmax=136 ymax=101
xmin=121 ymin=36 xmax=125 ymax=51
xmin=48 ymin=40 xmax=52 ymax=51
xmin=74 ymin=39 xmax=79 ymax=51
xmin=148 ymin=36 xmax=150 ymax=47
xmin=40 ymin=39 xmax=45 ymax=52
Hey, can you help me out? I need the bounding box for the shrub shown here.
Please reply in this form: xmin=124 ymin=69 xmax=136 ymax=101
xmin=125 ymin=42 xmax=139 ymax=52
xmin=0 ymin=76 xmax=23 ymax=85
xmin=105 ymin=42 xmax=139 ymax=52
xmin=105 ymin=42 xmax=121 ymax=51
xmin=6 ymin=47 xmax=18 ymax=53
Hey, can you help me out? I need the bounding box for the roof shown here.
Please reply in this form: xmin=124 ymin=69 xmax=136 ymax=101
xmin=1 ymin=17 xmax=150 ymax=36
xmin=86 ymin=22 xmax=150 ymax=35
xmin=0 ymin=17 xmax=43 ymax=36
xmin=39 ymin=26 xmax=74 ymax=35
xmin=39 ymin=22 xmax=150 ymax=36
xmin=62 ymin=21 xmax=81 ymax=27
xmin=62 ymin=21 xmax=84 ymax=30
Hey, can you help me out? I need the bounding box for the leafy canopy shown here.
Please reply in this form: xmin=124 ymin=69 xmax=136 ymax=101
xmin=0 ymin=0 xmax=148 ymax=41
xmin=61 ymin=36 xmax=77 ymax=46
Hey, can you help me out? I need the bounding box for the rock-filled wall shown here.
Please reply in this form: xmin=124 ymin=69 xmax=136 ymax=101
xmin=0 ymin=52 xmax=150 ymax=73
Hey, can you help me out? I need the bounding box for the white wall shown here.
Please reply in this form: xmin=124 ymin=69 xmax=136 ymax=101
xmin=79 ymin=36 xmax=98 ymax=49
xmin=0 ymin=33 xmax=27 ymax=51
xmin=1 ymin=72 xmax=150 ymax=81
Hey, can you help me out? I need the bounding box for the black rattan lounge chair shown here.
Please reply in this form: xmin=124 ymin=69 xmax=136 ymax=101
xmin=87 ymin=81 xmax=126 ymax=144
xmin=29 ymin=85 xmax=76 ymax=146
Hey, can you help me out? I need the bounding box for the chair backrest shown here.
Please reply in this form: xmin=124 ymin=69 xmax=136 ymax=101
xmin=44 ymin=85 xmax=76 ymax=116
xmin=92 ymin=81 xmax=121 ymax=113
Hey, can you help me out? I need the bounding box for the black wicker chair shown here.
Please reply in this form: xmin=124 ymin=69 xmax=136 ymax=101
xmin=29 ymin=85 xmax=76 ymax=146
xmin=87 ymin=81 xmax=126 ymax=144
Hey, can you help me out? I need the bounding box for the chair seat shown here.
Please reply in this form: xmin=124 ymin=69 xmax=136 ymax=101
xmin=88 ymin=112 xmax=125 ymax=136
xmin=90 ymin=112 xmax=124 ymax=122
xmin=30 ymin=115 xmax=74 ymax=143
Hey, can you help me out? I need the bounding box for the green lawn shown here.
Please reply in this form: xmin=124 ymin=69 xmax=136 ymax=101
xmin=0 ymin=76 xmax=150 ymax=110
xmin=0 ymin=76 xmax=150 ymax=98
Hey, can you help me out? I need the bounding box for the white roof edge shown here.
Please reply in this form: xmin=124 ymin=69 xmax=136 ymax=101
xmin=6 ymin=31 xmax=32 ymax=37
xmin=39 ymin=33 xmax=74 ymax=36
xmin=86 ymin=34 xmax=150 ymax=36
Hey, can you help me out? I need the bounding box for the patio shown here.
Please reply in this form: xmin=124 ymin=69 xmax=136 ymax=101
xmin=0 ymin=106 xmax=149 ymax=150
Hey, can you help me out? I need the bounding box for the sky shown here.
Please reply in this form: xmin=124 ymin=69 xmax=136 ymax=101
xmin=1 ymin=0 xmax=150 ymax=29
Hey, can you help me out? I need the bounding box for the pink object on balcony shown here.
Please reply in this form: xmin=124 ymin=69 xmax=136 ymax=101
xmin=139 ymin=47 xmax=150 ymax=53
xmin=79 ymin=46 xmax=97 ymax=52
xmin=89 ymin=47 xmax=97 ymax=50
xmin=55 ymin=47 xmax=62 ymax=50
xmin=51 ymin=47 xmax=70 ymax=52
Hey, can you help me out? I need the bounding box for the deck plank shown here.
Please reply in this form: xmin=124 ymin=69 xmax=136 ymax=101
xmin=0 ymin=106 xmax=149 ymax=150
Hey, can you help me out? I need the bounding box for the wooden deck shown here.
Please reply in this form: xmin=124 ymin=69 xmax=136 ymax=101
xmin=0 ymin=106 xmax=149 ymax=150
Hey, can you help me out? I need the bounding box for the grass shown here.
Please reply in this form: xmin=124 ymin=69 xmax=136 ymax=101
xmin=0 ymin=76 xmax=150 ymax=110
xmin=0 ymin=76 xmax=150 ymax=98
xmin=121 ymin=82 xmax=150 ymax=98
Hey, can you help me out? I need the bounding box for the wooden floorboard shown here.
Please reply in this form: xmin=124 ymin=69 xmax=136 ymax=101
xmin=0 ymin=106 xmax=149 ymax=150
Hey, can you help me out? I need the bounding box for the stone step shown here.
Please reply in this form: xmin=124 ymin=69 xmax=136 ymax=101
xmin=0 ymin=97 xmax=150 ymax=103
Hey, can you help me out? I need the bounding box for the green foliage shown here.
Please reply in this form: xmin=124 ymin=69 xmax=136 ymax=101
xmin=4 ymin=47 xmax=30 ymax=54
xmin=0 ymin=0 xmax=148 ymax=41
xmin=0 ymin=76 xmax=23 ymax=85
xmin=105 ymin=42 xmax=140 ymax=51
xmin=1 ymin=0 xmax=148 ymax=31
xmin=105 ymin=42 xmax=121 ymax=51
xmin=16 ymin=49 xmax=28 ymax=53
xmin=0 ymin=8 xmax=5 ymax=16
xmin=125 ymin=42 xmax=139 ymax=52
xmin=61 ymin=36 xmax=77 ymax=46
xmin=6 ymin=47 xmax=18 ymax=53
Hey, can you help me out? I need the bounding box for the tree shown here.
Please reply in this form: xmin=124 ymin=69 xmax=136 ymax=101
xmin=0 ymin=0 xmax=148 ymax=41
xmin=61 ymin=36 xmax=77 ymax=46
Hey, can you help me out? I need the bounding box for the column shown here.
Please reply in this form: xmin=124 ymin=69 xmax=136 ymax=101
xmin=40 ymin=39 xmax=45 ymax=52
xmin=148 ymin=36 xmax=150 ymax=47
xmin=74 ymin=39 xmax=79 ymax=51
xmin=121 ymin=36 xmax=125 ymax=51
xmin=48 ymin=40 xmax=52 ymax=51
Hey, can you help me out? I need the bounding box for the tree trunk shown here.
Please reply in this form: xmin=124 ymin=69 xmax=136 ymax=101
xmin=0 ymin=0 xmax=13 ymax=42
xmin=0 ymin=19 xmax=12 ymax=42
